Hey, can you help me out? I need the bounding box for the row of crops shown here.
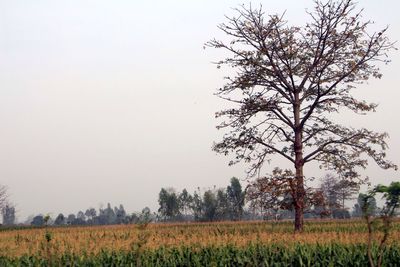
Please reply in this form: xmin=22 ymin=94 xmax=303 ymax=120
xmin=1 ymin=220 xmax=399 ymax=266
xmin=1 ymin=243 xmax=400 ymax=266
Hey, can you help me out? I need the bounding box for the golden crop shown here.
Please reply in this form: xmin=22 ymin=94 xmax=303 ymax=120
xmin=1 ymin=219 xmax=399 ymax=258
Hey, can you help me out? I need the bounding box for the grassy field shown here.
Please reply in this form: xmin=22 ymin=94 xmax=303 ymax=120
xmin=1 ymin=219 xmax=400 ymax=266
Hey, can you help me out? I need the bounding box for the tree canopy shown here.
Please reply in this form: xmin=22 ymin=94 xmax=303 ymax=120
xmin=208 ymin=0 xmax=396 ymax=231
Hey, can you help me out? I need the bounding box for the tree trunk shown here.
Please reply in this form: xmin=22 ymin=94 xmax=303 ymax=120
xmin=294 ymin=164 xmax=305 ymax=232
xmin=294 ymin=93 xmax=305 ymax=233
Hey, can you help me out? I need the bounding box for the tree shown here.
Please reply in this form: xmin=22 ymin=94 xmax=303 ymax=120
xmin=2 ymin=204 xmax=16 ymax=225
xmin=246 ymin=168 xmax=295 ymax=220
xmin=191 ymin=190 xmax=203 ymax=221
xmin=216 ymin=189 xmax=230 ymax=220
xmin=0 ymin=185 xmax=8 ymax=211
xmin=362 ymin=182 xmax=400 ymax=267
xmin=202 ymin=190 xmax=218 ymax=221
xmin=207 ymin=0 xmax=396 ymax=231
xmin=85 ymin=208 xmax=97 ymax=223
xmin=31 ymin=215 xmax=45 ymax=226
xmin=138 ymin=207 xmax=153 ymax=225
xmin=336 ymin=177 xmax=360 ymax=210
xmin=353 ymin=193 xmax=377 ymax=217
xmin=320 ymin=174 xmax=340 ymax=213
xmin=54 ymin=213 xmax=66 ymax=225
xmin=158 ymin=188 xmax=180 ymax=221
xmin=178 ymin=189 xmax=193 ymax=219
xmin=75 ymin=211 xmax=86 ymax=225
xmin=227 ymin=177 xmax=245 ymax=220
xmin=66 ymin=214 xmax=76 ymax=225
xmin=115 ymin=204 xmax=127 ymax=224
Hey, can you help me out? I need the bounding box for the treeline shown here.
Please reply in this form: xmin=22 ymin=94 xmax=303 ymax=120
xmin=0 ymin=174 xmax=389 ymax=227
xmin=29 ymin=205 xmax=153 ymax=227
xmin=157 ymin=175 xmax=382 ymax=222
xmin=158 ymin=177 xmax=245 ymax=222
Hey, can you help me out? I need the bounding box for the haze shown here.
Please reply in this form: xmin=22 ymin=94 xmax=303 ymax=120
xmin=0 ymin=0 xmax=399 ymax=221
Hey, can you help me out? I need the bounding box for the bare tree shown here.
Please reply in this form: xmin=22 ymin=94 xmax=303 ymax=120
xmin=336 ymin=176 xmax=360 ymax=210
xmin=207 ymin=0 xmax=396 ymax=231
xmin=0 ymin=185 xmax=7 ymax=211
xmin=320 ymin=173 xmax=341 ymax=212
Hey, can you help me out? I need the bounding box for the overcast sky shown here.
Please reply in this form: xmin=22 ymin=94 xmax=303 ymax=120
xmin=0 ymin=0 xmax=399 ymax=221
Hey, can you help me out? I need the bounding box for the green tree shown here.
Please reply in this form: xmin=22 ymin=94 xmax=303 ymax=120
xmin=202 ymin=190 xmax=218 ymax=221
xmin=353 ymin=193 xmax=377 ymax=217
xmin=66 ymin=214 xmax=76 ymax=225
xmin=115 ymin=204 xmax=127 ymax=224
xmin=216 ymin=189 xmax=230 ymax=220
xmin=54 ymin=213 xmax=65 ymax=225
xmin=227 ymin=177 xmax=245 ymax=220
xmin=362 ymin=182 xmax=400 ymax=267
xmin=207 ymin=0 xmax=396 ymax=231
xmin=85 ymin=208 xmax=97 ymax=223
xmin=31 ymin=215 xmax=45 ymax=226
xmin=178 ymin=189 xmax=193 ymax=219
xmin=191 ymin=190 xmax=203 ymax=221
xmin=158 ymin=188 xmax=180 ymax=221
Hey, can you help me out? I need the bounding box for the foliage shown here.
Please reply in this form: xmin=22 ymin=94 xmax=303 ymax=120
xmin=227 ymin=177 xmax=245 ymax=220
xmin=361 ymin=182 xmax=400 ymax=267
xmin=158 ymin=188 xmax=181 ymax=221
xmin=31 ymin=215 xmax=45 ymax=226
xmin=0 ymin=243 xmax=399 ymax=266
xmin=353 ymin=193 xmax=377 ymax=217
xmin=207 ymin=0 xmax=396 ymax=231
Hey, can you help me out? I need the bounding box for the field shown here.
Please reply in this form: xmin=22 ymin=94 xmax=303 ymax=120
xmin=1 ymin=219 xmax=400 ymax=266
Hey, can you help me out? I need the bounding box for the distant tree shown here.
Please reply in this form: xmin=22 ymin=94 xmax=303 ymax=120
xmin=100 ymin=203 xmax=116 ymax=224
xmin=216 ymin=189 xmax=230 ymax=220
xmin=207 ymin=0 xmax=396 ymax=232
xmin=31 ymin=215 xmax=45 ymax=226
xmin=115 ymin=204 xmax=127 ymax=224
xmin=85 ymin=208 xmax=97 ymax=223
xmin=191 ymin=190 xmax=203 ymax=221
xmin=66 ymin=214 xmax=76 ymax=225
xmin=353 ymin=193 xmax=377 ymax=217
xmin=227 ymin=177 xmax=245 ymax=220
xmin=74 ymin=211 xmax=86 ymax=225
xmin=158 ymin=188 xmax=180 ymax=221
xmin=138 ymin=207 xmax=153 ymax=225
xmin=0 ymin=185 xmax=7 ymax=211
xmin=1 ymin=204 xmax=16 ymax=225
xmin=202 ymin=190 xmax=218 ymax=221
xmin=332 ymin=208 xmax=351 ymax=219
xmin=128 ymin=213 xmax=139 ymax=224
xmin=320 ymin=174 xmax=341 ymax=215
xmin=319 ymin=173 xmax=359 ymax=218
xmin=336 ymin=178 xmax=360 ymax=210
xmin=54 ymin=213 xmax=66 ymax=225
xmin=178 ymin=189 xmax=193 ymax=218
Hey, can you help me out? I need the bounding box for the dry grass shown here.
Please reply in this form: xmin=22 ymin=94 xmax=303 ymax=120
xmin=1 ymin=219 xmax=399 ymax=257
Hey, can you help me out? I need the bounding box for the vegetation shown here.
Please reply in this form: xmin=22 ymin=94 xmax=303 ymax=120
xmin=0 ymin=0 xmax=398 ymax=265
xmin=0 ymin=220 xmax=399 ymax=266
xmin=207 ymin=0 xmax=396 ymax=232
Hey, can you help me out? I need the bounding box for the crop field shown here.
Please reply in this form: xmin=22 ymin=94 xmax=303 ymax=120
xmin=1 ymin=219 xmax=400 ymax=266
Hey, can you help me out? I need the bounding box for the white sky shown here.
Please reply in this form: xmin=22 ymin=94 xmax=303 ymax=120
xmin=0 ymin=0 xmax=399 ymax=221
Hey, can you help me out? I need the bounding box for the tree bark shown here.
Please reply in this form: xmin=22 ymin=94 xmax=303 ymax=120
xmin=294 ymin=93 xmax=305 ymax=232
xmin=294 ymin=165 xmax=305 ymax=232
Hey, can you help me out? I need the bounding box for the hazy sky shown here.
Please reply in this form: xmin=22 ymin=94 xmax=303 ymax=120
xmin=0 ymin=0 xmax=399 ymax=221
